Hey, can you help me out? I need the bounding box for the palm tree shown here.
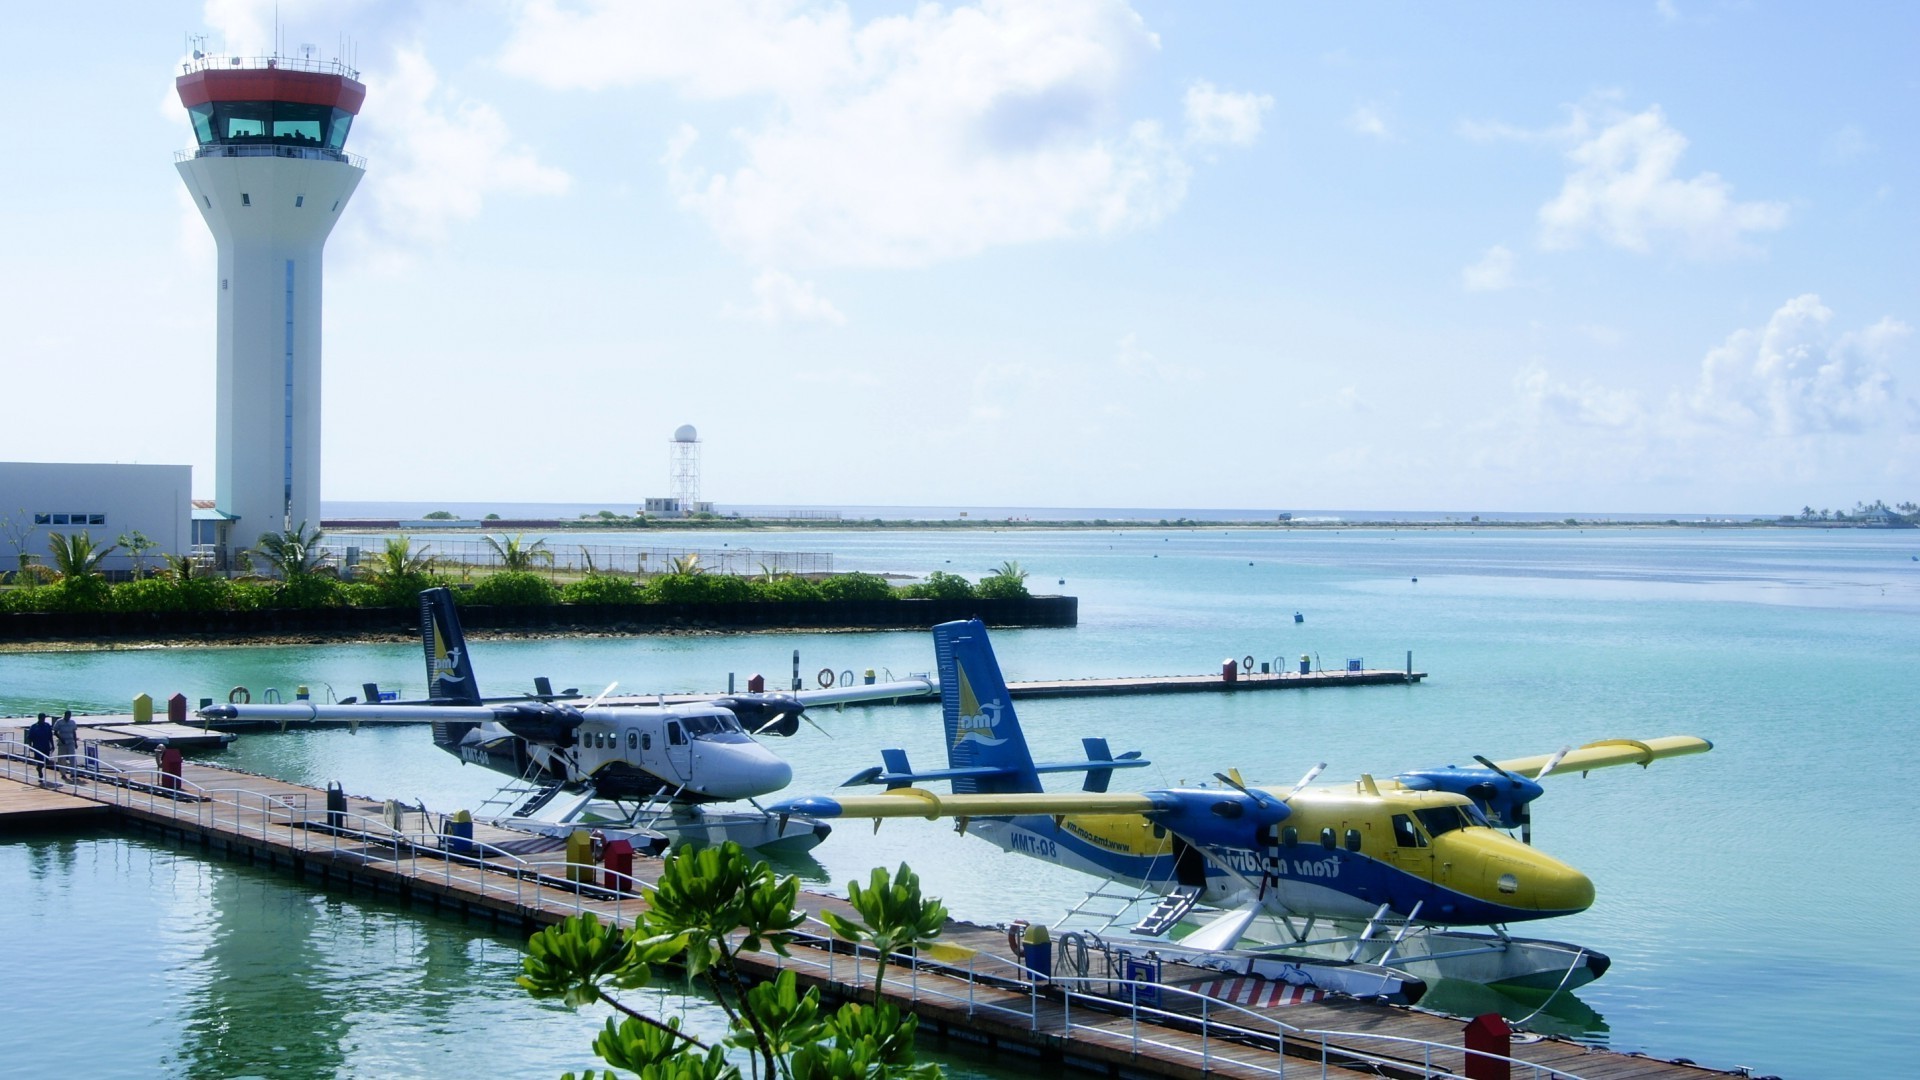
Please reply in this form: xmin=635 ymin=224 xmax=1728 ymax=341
xmin=668 ymin=552 xmax=704 ymax=575
xmin=369 ymin=536 xmax=435 ymax=579
xmin=46 ymin=531 xmax=119 ymax=581
xmin=990 ymin=560 xmax=1028 ymax=584
xmin=252 ymin=522 xmax=330 ymax=580
xmin=484 ymin=533 xmax=553 ymax=572
xmin=162 ymin=553 xmax=203 ymax=581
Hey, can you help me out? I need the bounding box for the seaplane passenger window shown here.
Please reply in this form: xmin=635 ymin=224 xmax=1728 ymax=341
xmin=1392 ymin=814 xmax=1425 ymax=848
xmin=641 ymin=733 xmax=652 ymax=751
xmin=1320 ymin=827 xmax=1336 ymax=850
xmin=667 ymin=721 xmax=686 ymax=746
xmin=1281 ymin=826 xmax=1298 ymax=847
xmin=627 ymin=731 xmax=638 ymax=750
xmin=1345 ymin=829 xmax=1363 ymax=852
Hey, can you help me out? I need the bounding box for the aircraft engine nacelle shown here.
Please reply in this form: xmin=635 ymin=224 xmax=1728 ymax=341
xmin=1394 ymin=767 xmax=1543 ymax=830
xmin=1147 ymin=787 xmax=1292 ymax=850
xmin=710 ymin=696 xmax=804 ymax=738
xmin=491 ymin=702 xmax=586 ymax=746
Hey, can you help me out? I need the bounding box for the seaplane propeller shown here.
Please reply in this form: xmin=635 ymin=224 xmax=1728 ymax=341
xmin=1471 ymin=749 xmax=1564 ymax=845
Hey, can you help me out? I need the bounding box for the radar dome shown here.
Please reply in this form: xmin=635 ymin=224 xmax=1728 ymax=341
xmin=672 ymin=425 xmax=698 ymax=443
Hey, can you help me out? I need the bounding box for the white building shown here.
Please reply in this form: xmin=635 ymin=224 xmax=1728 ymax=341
xmin=0 ymin=463 xmax=192 ymax=576
xmin=174 ymin=55 xmax=366 ymax=556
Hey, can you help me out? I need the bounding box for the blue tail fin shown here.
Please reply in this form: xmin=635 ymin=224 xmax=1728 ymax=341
xmin=420 ymin=588 xmax=481 ymax=705
xmin=934 ymin=619 xmax=1041 ymax=793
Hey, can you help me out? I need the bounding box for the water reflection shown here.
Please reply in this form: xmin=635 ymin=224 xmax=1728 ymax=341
xmin=1418 ymin=979 xmax=1608 ymax=1042
xmin=174 ymin=869 xmax=355 ymax=1077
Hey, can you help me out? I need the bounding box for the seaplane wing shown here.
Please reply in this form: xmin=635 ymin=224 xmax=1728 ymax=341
xmin=1492 ymin=735 xmax=1713 ymax=779
xmin=777 ymin=787 xmax=1170 ymax=820
xmin=791 ymin=679 xmax=937 ymax=707
xmin=199 ymin=701 xmax=507 ymax=724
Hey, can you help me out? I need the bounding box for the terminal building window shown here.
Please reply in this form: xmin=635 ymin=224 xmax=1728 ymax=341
xmin=32 ymin=513 xmax=107 ymax=527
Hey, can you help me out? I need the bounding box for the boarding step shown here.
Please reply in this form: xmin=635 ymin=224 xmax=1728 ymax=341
xmin=511 ymin=781 xmax=569 ymax=817
xmin=1131 ymin=885 xmax=1203 ymax=936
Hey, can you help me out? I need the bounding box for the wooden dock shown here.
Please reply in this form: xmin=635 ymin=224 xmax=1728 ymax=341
xmin=0 ymin=744 xmax=1730 ymax=1080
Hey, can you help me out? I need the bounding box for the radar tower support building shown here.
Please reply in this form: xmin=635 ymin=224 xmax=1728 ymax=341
xmin=174 ymin=54 xmax=366 ymax=559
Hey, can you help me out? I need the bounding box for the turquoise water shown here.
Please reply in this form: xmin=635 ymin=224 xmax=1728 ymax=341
xmin=6 ymin=527 xmax=1919 ymax=1077
xmin=0 ymin=829 xmax=1018 ymax=1079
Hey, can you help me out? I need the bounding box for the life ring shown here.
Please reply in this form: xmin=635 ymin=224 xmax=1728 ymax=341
xmin=228 ymin=686 xmax=251 ymax=704
xmin=1007 ymin=920 xmax=1029 ymax=961
xmin=817 ymin=667 xmax=835 ymax=689
xmin=1242 ymin=654 xmax=1255 ymax=672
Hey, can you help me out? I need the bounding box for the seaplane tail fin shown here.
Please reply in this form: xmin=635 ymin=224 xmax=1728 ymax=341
xmin=934 ymin=619 xmax=1042 ymax=794
xmin=420 ymin=587 xmax=482 ymax=705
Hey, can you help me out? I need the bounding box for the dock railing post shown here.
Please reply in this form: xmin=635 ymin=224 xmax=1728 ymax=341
xmin=1201 ymin=993 xmax=1210 ymax=1070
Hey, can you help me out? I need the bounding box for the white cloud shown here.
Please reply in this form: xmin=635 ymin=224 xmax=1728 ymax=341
xmin=1185 ymin=81 xmax=1274 ymax=146
xmin=1655 ymin=0 xmax=1680 ymax=23
xmin=504 ymin=0 xmax=1247 ymax=269
xmin=1683 ymin=294 xmax=1910 ymax=436
xmin=1516 ymin=364 xmax=1646 ymax=429
xmin=726 ymin=269 xmax=847 ymax=326
xmin=1538 ymin=106 xmax=1787 ymax=258
xmin=1462 ymin=244 xmax=1517 ymax=291
xmin=353 ymin=48 xmax=571 ymax=249
xmin=1511 ymin=295 xmax=1911 ymax=443
xmin=1346 ymin=104 xmax=1389 ymax=140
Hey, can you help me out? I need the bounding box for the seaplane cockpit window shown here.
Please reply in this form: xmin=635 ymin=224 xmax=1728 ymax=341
xmin=1414 ymin=806 xmax=1475 ymax=838
xmin=667 ymin=721 xmax=686 ymax=746
xmin=1392 ymin=813 xmax=1425 ymax=848
xmin=680 ymin=714 xmax=751 ymax=743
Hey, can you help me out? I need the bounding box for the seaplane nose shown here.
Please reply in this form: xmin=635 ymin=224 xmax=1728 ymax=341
xmin=1487 ymin=849 xmax=1595 ymax=914
xmin=701 ymin=743 xmax=792 ymax=800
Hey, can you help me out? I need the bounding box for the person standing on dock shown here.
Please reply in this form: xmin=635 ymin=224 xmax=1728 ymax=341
xmin=52 ymin=712 xmax=77 ymax=778
xmin=25 ymin=714 xmax=55 ymax=783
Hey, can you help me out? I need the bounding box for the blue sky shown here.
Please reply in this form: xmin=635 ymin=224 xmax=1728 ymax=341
xmin=1 ymin=1 xmax=1913 ymax=515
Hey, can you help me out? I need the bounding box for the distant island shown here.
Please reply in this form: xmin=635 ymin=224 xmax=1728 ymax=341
xmin=326 ymin=499 xmax=1920 ymax=531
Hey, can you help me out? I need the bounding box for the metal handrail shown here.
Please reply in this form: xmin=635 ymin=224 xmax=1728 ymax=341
xmin=175 ymin=144 xmax=366 ymax=169
xmin=180 ymin=54 xmax=358 ymax=79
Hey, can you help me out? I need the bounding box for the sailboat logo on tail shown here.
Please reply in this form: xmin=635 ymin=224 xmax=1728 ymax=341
xmin=429 ymin=624 xmax=467 ymax=688
xmin=951 ymin=664 xmax=1007 ymax=747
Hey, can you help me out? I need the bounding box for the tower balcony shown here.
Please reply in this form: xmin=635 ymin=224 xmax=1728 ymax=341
xmin=175 ymin=144 xmax=366 ymax=169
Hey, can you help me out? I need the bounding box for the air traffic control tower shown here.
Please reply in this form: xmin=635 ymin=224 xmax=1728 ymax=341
xmin=174 ymin=54 xmax=365 ymax=553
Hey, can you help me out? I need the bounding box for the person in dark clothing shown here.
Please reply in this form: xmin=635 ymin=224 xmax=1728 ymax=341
xmin=25 ymin=714 xmax=55 ymax=782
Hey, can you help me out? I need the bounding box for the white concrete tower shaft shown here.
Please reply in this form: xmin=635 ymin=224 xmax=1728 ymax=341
xmin=174 ymin=58 xmax=366 ymax=548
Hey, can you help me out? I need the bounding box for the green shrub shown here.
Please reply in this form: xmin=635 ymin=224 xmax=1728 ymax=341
xmin=43 ymin=576 xmax=113 ymax=612
xmin=360 ymin=571 xmax=446 ymax=609
xmin=975 ymin=573 xmax=1030 ymax=599
xmin=649 ymin=572 xmax=752 ymax=603
xmin=112 ymin=578 xmax=189 ymax=612
xmin=749 ymin=576 xmax=824 ymax=602
xmin=0 ymin=586 xmax=47 ymax=613
xmin=224 ymin=581 xmax=276 ymax=611
xmin=816 ymin=571 xmax=895 ymax=602
xmin=336 ymin=581 xmax=385 ymax=607
xmin=560 ymin=574 xmax=646 ymax=605
xmin=468 ymin=571 xmax=559 ymax=606
xmin=899 ymin=570 xmax=975 ymax=600
xmin=274 ymin=574 xmax=343 ymax=609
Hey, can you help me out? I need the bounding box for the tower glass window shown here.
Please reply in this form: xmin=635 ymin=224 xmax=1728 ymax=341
xmin=188 ymin=101 xmax=352 ymax=149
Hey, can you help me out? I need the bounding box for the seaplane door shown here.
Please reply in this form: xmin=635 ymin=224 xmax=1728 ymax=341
xmin=1385 ymin=813 xmax=1435 ymax=886
xmin=663 ymin=719 xmax=694 ymax=787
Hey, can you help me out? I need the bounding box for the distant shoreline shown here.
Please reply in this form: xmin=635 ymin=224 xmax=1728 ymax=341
xmin=320 ymin=516 xmax=1914 ymax=532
